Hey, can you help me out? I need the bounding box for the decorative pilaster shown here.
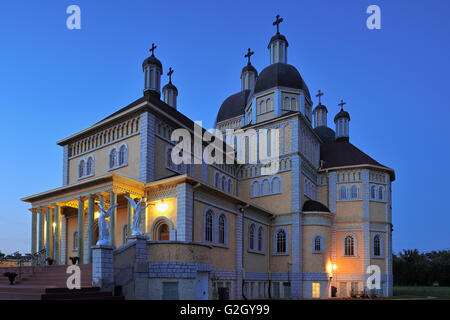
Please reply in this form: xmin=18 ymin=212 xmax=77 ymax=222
xmin=30 ymin=209 xmax=37 ymax=266
xmin=176 ymin=183 xmax=193 ymax=241
xmin=139 ymin=112 xmax=155 ymax=183
xmin=86 ymin=196 xmax=94 ymax=263
xmin=38 ymin=208 xmax=45 ymax=265
xmin=361 ymin=169 xmax=370 ymax=288
xmin=109 ymin=192 xmax=117 ymax=247
xmin=77 ymin=198 xmax=84 ymax=263
xmin=62 ymin=144 xmax=69 ymax=186
xmin=235 ymin=208 xmax=243 ymax=299
xmin=53 ymin=205 xmax=60 ymax=264
xmin=291 ymin=154 xmax=303 ymax=299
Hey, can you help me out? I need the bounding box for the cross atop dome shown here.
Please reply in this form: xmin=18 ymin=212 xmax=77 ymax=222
xmin=149 ymin=43 xmax=157 ymax=56
xmin=338 ymin=99 xmax=346 ymax=110
xmin=273 ymin=14 xmax=283 ymax=34
xmin=244 ymin=48 xmax=254 ymax=65
xmin=316 ymin=90 xmax=324 ymax=104
xmin=167 ymin=67 xmax=174 ymax=83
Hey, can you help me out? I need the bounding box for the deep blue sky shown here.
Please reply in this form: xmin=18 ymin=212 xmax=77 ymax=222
xmin=0 ymin=0 xmax=449 ymax=255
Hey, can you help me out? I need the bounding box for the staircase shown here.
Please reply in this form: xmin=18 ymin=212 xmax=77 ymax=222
xmin=0 ymin=264 xmax=110 ymax=300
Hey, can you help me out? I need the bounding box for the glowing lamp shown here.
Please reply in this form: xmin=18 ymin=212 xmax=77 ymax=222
xmin=333 ymin=264 xmax=337 ymax=271
xmin=156 ymin=201 xmax=168 ymax=213
xmin=52 ymin=222 xmax=56 ymax=230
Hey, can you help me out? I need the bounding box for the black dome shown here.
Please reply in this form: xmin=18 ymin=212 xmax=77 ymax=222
xmin=314 ymin=126 xmax=335 ymax=143
xmin=334 ymin=109 xmax=350 ymax=122
xmin=162 ymin=82 xmax=178 ymax=94
xmin=254 ymin=63 xmax=310 ymax=99
xmin=142 ymin=55 xmax=162 ymax=71
xmin=216 ymin=89 xmax=251 ymax=124
xmin=268 ymin=33 xmax=289 ymax=47
xmin=302 ymin=200 xmax=330 ymax=213
xmin=313 ymin=103 xmax=328 ymax=113
xmin=241 ymin=63 xmax=257 ymax=75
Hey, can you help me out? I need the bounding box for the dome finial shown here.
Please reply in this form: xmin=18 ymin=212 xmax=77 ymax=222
xmin=273 ymin=14 xmax=283 ymax=34
xmin=244 ymin=48 xmax=254 ymax=65
xmin=338 ymin=99 xmax=346 ymax=110
xmin=149 ymin=43 xmax=157 ymax=57
xmin=316 ymin=89 xmax=324 ymax=105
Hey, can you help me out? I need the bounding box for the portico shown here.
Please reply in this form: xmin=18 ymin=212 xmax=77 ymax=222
xmin=22 ymin=174 xmax=144 ymax=265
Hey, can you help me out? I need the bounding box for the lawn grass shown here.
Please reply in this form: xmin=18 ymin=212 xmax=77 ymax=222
xmin=393 ymin=286 xmax=450 ymax=299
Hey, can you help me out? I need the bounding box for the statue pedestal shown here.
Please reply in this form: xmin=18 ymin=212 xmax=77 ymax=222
xmin=91 ymin=245 xmax=114 ymax=290
xmin=127 ymin=235 xmax=149 ymax=299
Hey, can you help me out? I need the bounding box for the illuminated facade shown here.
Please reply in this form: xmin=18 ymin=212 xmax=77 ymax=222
xmin=21 ymin=18 xmax=394 ymax=299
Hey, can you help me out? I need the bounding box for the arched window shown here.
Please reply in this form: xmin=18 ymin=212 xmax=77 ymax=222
xmin=262 ymin=179 xmax=270 ymax=195
xmin=371 ymin=185 xmax=376 ymax=199
xmin=272 ymin=176 xmax=281 ymax=194
xmin=266 ymin=99 xmax=272 ymax=111
xmin=215 ymin=172 xmax=220 ymax=188
xmin=344 ymin=235 xmax=355 ymax=256
xmin=339 ymin=185 xmax=347 ymax=200
xmin=72 ymin=231 xmax=78 ymax=250
xmin=284 ymin=97 xmax=291 ymax=110
xmin=218 ymin=214 xmax=226 ymax=244
xmin=291 ymin=98 xmax=297 ymax=110
xmin=122 ymin=224 xmax=128 ymax=244
xmin=221 ymin=176 xmax=225 ymax=190
xmin=251 ymin=180 xmax=260 ymax=197
xmin=78 ymin=160 xmax=85 ymax=178
xmin=378 ymin=186 xmax=384 ymax=200
xmin=86 ymin=157 xmax=93 ymax=176
xmin=373 ymin=234 xmax=381 ymax=257
xmin=260 ymin=100 xmax=266 ymax=113
xmin=109 ymin=148 xmax=117 ymax=169
xmin=258 ymin=226 xmax=263 ymax=251
xmin=350 ymin=185 xmax=358 ymax=199
xmin=205 ymin=210 xmax=213 ymax=242
xmin=227 ymin=179 xmax=232 ymax=193
xmin=249 ymin=224 xmax=255 ymax=250
xmin=276 ymin=229 xmax=286 ymax=253
xmin=313 ymin=235 xmax=323 ymax=253
xmin=118 ymin=144 xmax=127 ymax=166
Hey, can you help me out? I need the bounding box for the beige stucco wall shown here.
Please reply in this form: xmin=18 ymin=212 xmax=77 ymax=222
xmin=243 ymin=217 xmax=269 ymax=273
xmin=239 ymin=171 xmax=292 ymax=214
xmin=302 ymin=225 xmax=331 ymax=273
xmin=68 ymin=134 xmax=141 ymax=184
xmin=336 ymin=201 xmax=363 ymax=221
xmin=66 ymin=215 xmax=78 ymax=264
xmin=370 ymin=202 xmax=387 ymax=222
xmin=193 ymin=200 xmax=236 ymax=271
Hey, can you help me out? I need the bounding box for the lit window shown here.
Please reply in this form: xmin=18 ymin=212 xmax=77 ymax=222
xmin=344 ymin=235 xmax=355 ymax=256
xmin=312 ymin=283 xmax=320 ymax=298
xmin=72 ymin=231 xmax=78 ymax=250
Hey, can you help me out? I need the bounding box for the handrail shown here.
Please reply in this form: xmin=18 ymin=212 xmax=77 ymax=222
xmin=17 ymin=248 xmax=47 ymax=279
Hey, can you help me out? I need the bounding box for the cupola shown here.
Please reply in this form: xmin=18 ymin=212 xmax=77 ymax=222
xmin=241 ymin=48 xmax=258 ymax=91
xmin=162 ymin=67 xmax=178 ymax=109
xmin=334 ymin=99 xmax=351 ymax=141
xmin=268 ymin=15 xmax=289 ymax=64
xmin=142 ymin=43 xmax=163 ymax=98
xmin=313 ymin=90 xmax=328 ymax=128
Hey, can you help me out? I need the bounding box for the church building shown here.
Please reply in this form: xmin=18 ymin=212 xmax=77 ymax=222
xmin=21 ymin=16 xmax=395 ymax=300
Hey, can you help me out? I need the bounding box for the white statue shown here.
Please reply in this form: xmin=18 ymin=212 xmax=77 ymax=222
xmin=96 ymin=203 xmax=119 ymax=245
xmin=124 ymin=196 xmax=150 ymax=236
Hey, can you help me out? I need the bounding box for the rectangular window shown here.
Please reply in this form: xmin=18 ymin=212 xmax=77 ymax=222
xmin=312 ymin=282 xmax=320 ymax=298
xmin=351 ymin=282 xmax=359 ymax=296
